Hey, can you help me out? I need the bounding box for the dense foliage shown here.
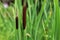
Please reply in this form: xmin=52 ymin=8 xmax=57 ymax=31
xmin=0 ymin=0 xmax=60 ymax=40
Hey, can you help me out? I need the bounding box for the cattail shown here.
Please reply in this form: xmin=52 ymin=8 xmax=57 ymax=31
xmin=23 ymin=4 xmax=26 ymax=29
xmin=15 ymin=10 xmax=18 ymax=29
xmin=16 ymin=16 xmax=18 ymax=29
xmin=22 ymin=0 xmax=27 ymax=29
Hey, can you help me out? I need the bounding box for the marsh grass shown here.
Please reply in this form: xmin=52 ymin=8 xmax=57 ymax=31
xmin=0 ymin=0 xmax=60 ymax=40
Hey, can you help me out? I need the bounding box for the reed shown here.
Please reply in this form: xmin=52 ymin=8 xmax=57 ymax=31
xmin=0 ymin=0 xmax=60 ymax=40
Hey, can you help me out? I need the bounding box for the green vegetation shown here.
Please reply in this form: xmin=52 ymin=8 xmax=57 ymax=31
xmin=0 ymin=0 xmax=60 ymax=40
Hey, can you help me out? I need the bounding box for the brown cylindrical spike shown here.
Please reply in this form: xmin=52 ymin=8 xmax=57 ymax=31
xmin=16 ymin=10 xmax=18 ymax=29
xmin=16 ymin=16 xmax=18 ymax=29
xmin=22 ymin=1 xmax=27 ymax=29
xmin=23 ymin=4 xmax=26 ymax=29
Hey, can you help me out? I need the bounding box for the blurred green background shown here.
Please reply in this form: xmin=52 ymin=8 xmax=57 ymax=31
xmin=0 ymin=0 xmax=60 ymax=40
